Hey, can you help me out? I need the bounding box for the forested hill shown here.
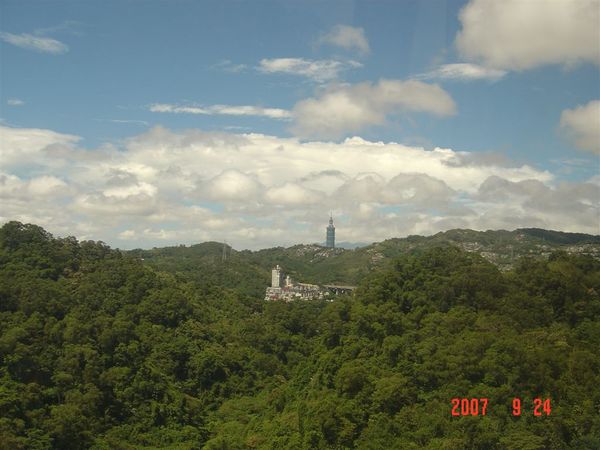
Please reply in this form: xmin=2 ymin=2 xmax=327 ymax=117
xmin=130 ymin=227 xmax=600 ymax=291
xmin=1 ymin=221 xmax=600 ymax=449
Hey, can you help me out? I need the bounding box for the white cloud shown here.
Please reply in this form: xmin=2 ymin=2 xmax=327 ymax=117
xmin=0 ymin=125 xmax=81 ymax=169
xmin=118 ymin=229 xmax=136 ymax=239
xmin=149 ymin=104 xmax=208 ymax=114
xmin=560 ymin=100 xmax=600 ymax=154
xmin=0 ymin=32 xmax=68 ymax=54
xmin=211 ymin=105 xmax=291 ymax=119
xmin=383 ymin=173 xmax=456 ymax=206
xmin=319 ymin=25 xmax=370 ymax=55
xmin=474 ymin=176 xmax=600 ymax=231
xmin=72 ymin=192 xmax=159 ymax=216
xmin=417 ymin=63 xmax=506 ymax=81
xmin=103 ymin=181 xmax=157 ymax=199
xmin=258 ymin=58 xmax=362 ymax=82
xmin=204 ymin=169 xmax=263 ymax=201
xmin=7 ymin=99 xmax=25 ymax=106
xmin=298 ymin=170 xmax=349 ymax=195
xmin=291 ymin=79 xmax=456 ymax=140
xmin=0 ymin=173 xmax=68 ymax=199
xmin=149 ymin=103 xmax=291 ymax=120
xmin=333 ymin=173 xmax=385 ymax=205
xmin=265 ymin=182 xmax=321 ymax=206
xmin=456 ymin=0 xmax=600 ymax=70
xmin=2 ymin=124 xmax=597 ymax=250
xmin=105 ymin=119 xmax=149 ymax=126
xmin=27 ymin=175 xmax=68 ymax=196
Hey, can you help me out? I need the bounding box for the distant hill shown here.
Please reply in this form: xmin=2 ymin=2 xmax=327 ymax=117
xmin=518 ymin=227 xmax=600 ymax=244
xmin=130 ymin=228 xmax=600 ymax=291
xmin=129 ymin=242 xmax=269 ymax=298
xmin=316 ymin=241 xmax=370 ymax=249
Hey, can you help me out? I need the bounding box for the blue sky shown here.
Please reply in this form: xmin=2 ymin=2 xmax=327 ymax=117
xmin=1 ymin=0 xmax=599 ymax=249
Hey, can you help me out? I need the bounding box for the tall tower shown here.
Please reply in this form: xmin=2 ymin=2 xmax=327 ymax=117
xmin=326 ymin=214 xmax=335 ymax=248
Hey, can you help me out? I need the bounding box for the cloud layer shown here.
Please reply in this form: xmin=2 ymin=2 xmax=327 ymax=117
xmin=0 ymin=32 xmax=69 ymax=54
xmin=149 ymin=79 xmax=455 ymax=140
xmin=149 ymin=103 xmax=291 ymax=120
xmin=417 ymin=63 xmax=507 ymax=82
xmin=258 ymin=57 xmax=362 ymax=82
xmin=456 ymin=0 xmax=600 ymax=70
xmin=2 ymin=124 xmax=596 ymax=250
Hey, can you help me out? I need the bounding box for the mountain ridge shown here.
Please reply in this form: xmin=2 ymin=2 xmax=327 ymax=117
xmin=129 ymin=227 xmax=600 ymax=291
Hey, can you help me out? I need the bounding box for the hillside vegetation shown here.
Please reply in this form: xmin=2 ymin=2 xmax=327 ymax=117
xmin=1 ymin=221 xmax=599 ymax=449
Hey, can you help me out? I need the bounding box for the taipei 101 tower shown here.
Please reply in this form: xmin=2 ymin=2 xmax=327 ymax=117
xmin=326 ymin=214 xmax=335 ymax=248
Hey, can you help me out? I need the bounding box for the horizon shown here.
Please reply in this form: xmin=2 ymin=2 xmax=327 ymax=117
xmin=6 ymin=220 xmax=599 ymax=253
xmin=100 ymin=226 xmax=600 ymax=252
xmin=1 ymin=0 xmax=599 ymax=250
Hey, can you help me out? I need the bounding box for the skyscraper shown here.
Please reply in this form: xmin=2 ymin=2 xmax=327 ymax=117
xmin=326 ymin=214 xmax=335 ymax=248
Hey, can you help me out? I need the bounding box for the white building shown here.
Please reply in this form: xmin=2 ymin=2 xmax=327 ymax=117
xmin=265 ymin=264 xmax=328 ymax=301
xmin=271 ymin=264 xmax=284 ymax=288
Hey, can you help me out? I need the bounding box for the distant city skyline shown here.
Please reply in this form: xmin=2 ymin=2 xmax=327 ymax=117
xmin=1 ymin=0 xmax=598 ymax=250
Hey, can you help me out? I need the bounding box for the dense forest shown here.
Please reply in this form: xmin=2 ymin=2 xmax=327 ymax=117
xmin=1 ymin=221 xmax=599 ymax=449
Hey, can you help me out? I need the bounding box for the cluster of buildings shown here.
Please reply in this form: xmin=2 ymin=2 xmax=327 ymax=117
xmin=264 ymin=265 xmax=328 ymax=301
xmin=264 ymin=215 xmax=353 ymax=302
xmin=264 ymin=264 xmax=355 ymax=301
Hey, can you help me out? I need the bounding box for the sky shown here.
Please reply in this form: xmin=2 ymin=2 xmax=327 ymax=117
xmin=0 ymin=0 xmax=599 ymax=250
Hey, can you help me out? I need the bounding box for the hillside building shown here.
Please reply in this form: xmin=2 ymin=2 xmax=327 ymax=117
xmin=271 ymin=264 xmax=284 ymax=288
xmin=265 ymin=264 xmax=355 ymax=301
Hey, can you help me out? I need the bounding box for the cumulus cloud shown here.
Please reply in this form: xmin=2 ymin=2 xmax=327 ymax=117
xmin=203 ymin=170 xmax=263 ymax=201
xmin=258 ymin=58 xmax=362 ymax=82
xmin=416 ymin=63 xmax=507 ymax=81
xmin=0 ymin=32 xmax=69 ymax=54
xmin=383 ymin=173 xmax=456 ymax=206
xmin=102 ymin=181 xmax=157 ymax=199
xmin=1 ymin=124 xmax=596 ymax=250
xmin=0 ymin=125 xmax=81 ymax=169
xmin=560 ymin=100 xmax=600 ymax=154
xmin=291 ymin=79 xmax=456 ymax=140
xmin=149 ymin=103 xmax=291 ymax=120
xmin=334 ymin=173 xmax=385 ymax=205
xmin=265 ymin=183 xmax=322 ymax=206
xmin=475 ymin=176 xmax=600 ymax=231
xmin=456 ymin=0 xmax=600 ymax=70
xmin=319 ymin=25 xmax=370 ymax=55
xmin=0 ymin=174 xmax=69 ymax=199
xmin=298 ymin=170 xmax=349 ymax=195
xmin=72 ymin=191 xmax=158 ymax=216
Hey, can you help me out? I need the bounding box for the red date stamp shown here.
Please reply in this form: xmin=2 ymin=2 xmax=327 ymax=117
xmin=451 ymin=398 xmax=551 ymax=416
xmin=512 ymin=398 xmax=551 ymax=416
xmin=451 ymin=398 xmax=489 ymax=416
